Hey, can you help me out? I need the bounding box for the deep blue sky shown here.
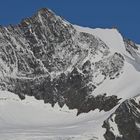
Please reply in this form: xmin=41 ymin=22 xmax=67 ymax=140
xmin=0 ymin=0 xmax=140 ymax=43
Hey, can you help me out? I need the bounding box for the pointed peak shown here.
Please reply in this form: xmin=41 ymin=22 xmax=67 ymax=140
xmin=37 ymin=8 xmax=55 ymax=16
xmin=20 ymin=8 xmax=56 ymax=27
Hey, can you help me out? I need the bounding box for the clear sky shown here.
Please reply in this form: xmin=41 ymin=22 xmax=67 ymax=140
xmin=0 ymin=0 xmax=140 ymax=43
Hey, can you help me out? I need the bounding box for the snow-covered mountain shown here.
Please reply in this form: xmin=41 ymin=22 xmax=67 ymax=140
xmin=0 ymin=8 xmax=140 ymax=140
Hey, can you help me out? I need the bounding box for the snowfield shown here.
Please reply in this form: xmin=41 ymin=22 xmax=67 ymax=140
xmin=75 ymin=25 xmax=140 ymax=100
xmin=0 ymin=91 xmax=118 ymax=140
xmin=74 ymin=25 xmax=126 ymax=54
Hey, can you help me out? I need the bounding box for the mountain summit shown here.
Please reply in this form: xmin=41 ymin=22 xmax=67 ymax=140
xmin=0 ymin=8 xmax=140 ymax=140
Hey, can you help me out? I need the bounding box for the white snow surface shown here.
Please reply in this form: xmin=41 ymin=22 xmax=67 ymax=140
xmin=74 ymin=25 xmax=140 ymax=101
xmin=0 ymin=91 xmax=117 ymax=140
xmin=74 ymin=25 xmax=126 ymax=55
xmin=92 ymin=60 xmax=140 ymax=100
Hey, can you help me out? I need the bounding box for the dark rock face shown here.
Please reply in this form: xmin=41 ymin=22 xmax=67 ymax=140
xmin=9 ymin=67 xmax=120 ymax=115
xmin=103 ymin=96 xmax=140 ymax=140
xmin=124 ymin=39 xmax=138 ymax=53
xmin=0 ymin=8 xmax=124 ymax=114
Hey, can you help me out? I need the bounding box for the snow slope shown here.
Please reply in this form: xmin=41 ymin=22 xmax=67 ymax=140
xmin=91 ymin=59 xmax=140 ymax=100
xmin=74 ymin=25 xmax=126 ymax=54
xmin=74 ymin=25 xmax=140 ymax=101
xmin=0 ymin=91 xmax=117 ymax=140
